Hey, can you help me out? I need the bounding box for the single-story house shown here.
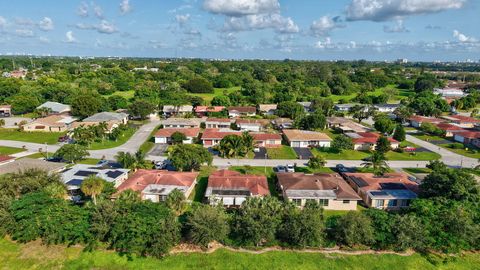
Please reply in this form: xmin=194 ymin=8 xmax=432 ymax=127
xmin=435 ymin=123 xmax=467 ymax=137
xmin=408 ymin=115 xmax=444 ymax=128
xmin=205 ymin=169 xmax=269 ymax=207
xmin=453 ymin=131 xmax=480 ymax=148
xmin=344 ymin=172 xmax=418 ymax=210
xmin=0 ymin=104 xmax=12 ymax=117
xmin=434 ymin=88 xmax=465 ymax=99
xmin=201 ymin=129 xmax=242 ymax=147
xmin=346 ymin=132 xmax=399 ymax=151
xmin=236 ymin=119 xmax=263 ymax=132
xmin=23 ymin=115 xmax=77 ymax=132
xmin=251 ymin=133 xmax=282 ymax=148
xmin=160 ymin=118 xmax=202 ymax=128
xmin=37 ymin=101 xmax=71 ymax=115
xmin=283 ymin=129 xmax=332 ymax=148
xmin=194 ymin=106 xmax=225 ymax=117
xmin=115 ymin=169 xmax=198 ymax=202
xmin=272 ymin=118 xmax=294 ymax=129
xmin=72 ymin=112 xmax=128 ymax=132
xmin=205 ymin=118 xmax=232 ymax=129
xmin=277 ymin=172 xmax=361 ymax=210
xmin=297 ymin=102 xmax=312 ymax=113
xmin=154 ymin=128 xmax=200 ymax=144
xmin=62 ymin=164 xmax=129 ymax=201
xmin=327 ymin=117 xmax=370 ymax=133
xmin=0 ymin=158 xmax=67 ymax=175
xmin=441 ymin=115 xmax=480 ymax=128
xmin=374 ymin=103 xmax=401 ymax=113
xmin=334 ymin=103 xmax=357 ymax=112
xmin=162 ymin=105 xmax=193 ymax=117
xmin=258 ymin=104 xmax=277 ymax=115
xmin=228 ymin=106 xmax=256 ymax=118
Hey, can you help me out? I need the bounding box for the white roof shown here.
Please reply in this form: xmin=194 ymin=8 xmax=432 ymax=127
xmin=37 ymin=101 xmax=71 ymax=113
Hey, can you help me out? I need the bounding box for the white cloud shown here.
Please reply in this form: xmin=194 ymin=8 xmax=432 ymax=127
xmin=65 ymin=31 xmax=76 ymax=43
xmin=75 ymin=20 xmax=118 ymax=34
xmin=314 ymin=37 xmax=332 ymax=49
xmin=39 ymin=36 xmax=50 ymax=43
xmin=223 ymin=13 xmax=299 ymax=33
xmin=175 ymin=14 xmax=191 ymax=26
xmin=453 ymin=30 xmax=476 ymax=43
xmin=120 ymin=0 xmax=132 ymax=14
xmin=203 ymin=0 xmax=280 ymax=17
xmin=310 ymin=16 xmax=343 ymax=36
xmin=38 ymin=17 xmax=54 ymax=31
xmin=77 ymin=2 xmax=89 ymax=17
xmin=346 ymin=0 xmax=466 ymax=21
xmin=15 ymin=29 xmax=34 ymax=37
xmin=93 ymin=3 xmax=104 ymax=19
xmin=383 ymin=19 xmax=409 ymax=33
xmin=0 ymin=16 xmax=6 ymax=29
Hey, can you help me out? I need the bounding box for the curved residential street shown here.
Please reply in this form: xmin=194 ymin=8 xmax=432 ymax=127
xmin=1 ymin=119 xmax=478 ymax=169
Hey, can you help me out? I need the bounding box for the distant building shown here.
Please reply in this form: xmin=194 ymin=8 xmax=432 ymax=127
xmin=434 ymin=88 xmax=465 ymax=99
xmin=408 ymin=115 xmax=444 ymax=128
xmin=441 ymin=115 xmax=480 ymax=128
xmin=327 ymin=117 xmax=370 ymax=133
xmin=251 ymin=133 xmax=282 ymax=148
xmin=206 ymin=170 xmax=269 ymax=207
xmin=201 ymin=129 xmax=242 ymax=147
xmin=116 ymin=169 xmax=198 ymax=202
xmin=162 ymin=105 xmax=193 ymax=117
xmin=435 ymin=123 xmax=466 ymax=137
xmin=205 ymin=118 xmax=232 ymax=129
xmin=297 ymin=102 xmax=312 ymax=113
xmin=154 ymin=128 xmax=200 ymax=144
xmin=396 ymin=58 xmax=408 ymax=64
xmin=258 ymin=104 xmax=277 ymax=115
xmin=272 ymin=118 xmax=294 ymax=129
xmin=236 ymin=119 xmax=263 ymax=132
xmin=334 ymin=103 xmax=357 ymax=112
xmin=227 ymin=106 xmax=256 ymax=118
xmin=0 ymin=104 xmax=12 ymax=117
xmin=37 ymin=101 xmax=71 ymax=115
xmin=160 ymin=118 xmax=202 ymax=128
xmin=72 ymin=112 xmax=128 ymax=132
xmin=277 ymin=172 xmax=361 ymax=210
xmin=453 ymin=131 xmax=480 ymax=148
xmin=23 ymin=115 xmax=77 ymax=132
xmin=194 ymin=106 xmax=225 ymax=117
xmin=344 ymin=173 xmax=418 ymax=210
xmin=283 ymin=129 xmax=332 ymax=148
xmin=374 ymin=103 xmax=401 ymax=113
xmin=346 ymin=132 xmax=399 ymax=151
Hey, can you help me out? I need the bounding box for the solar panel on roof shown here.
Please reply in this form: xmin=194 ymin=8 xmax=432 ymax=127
xmin=66 ymin=179 xmax=83 ymax=186
xmin=106 ymin=170 xmax=124 ymax=179
xmin=74 ymin=170 xmax=97 ymax=177
xmin=370 ymin=191 xmax=388 ymax=196
xmin=379 ymin=183 xmax=406 ymax=190
xmin=350 ymin=176 xmax=369 ymax=187
xmin=212 ymin=189 xmax=251 ymax=196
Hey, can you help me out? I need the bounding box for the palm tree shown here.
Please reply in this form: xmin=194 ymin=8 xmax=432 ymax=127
xmin=217 ymin=135 xmax=244 ymax=158
xmin=308 ymin=154 xmax=326 ymax=169
xmin=44 ymin=182 xmax=68 ymax=200
xmin=165 ymin=189 xmax=187 ymax=216
xmin=115 ymin=151 xmax=136 ymax=169
xmin=97 ymin=121 xmax=109 ymax=141
xmin=361 ymin=151 xmax=389 ymax=176
xmin=80 ymin=175 xmax=105 ymax=205
xmin=118 ymin=189 xmax=141 ymax=203
xmin=241 ymin=131 xmax=254 ymax=155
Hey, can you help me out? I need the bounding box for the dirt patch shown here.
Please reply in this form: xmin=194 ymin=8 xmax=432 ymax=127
xmin=19 ymin=240 xmax=82 ymax=261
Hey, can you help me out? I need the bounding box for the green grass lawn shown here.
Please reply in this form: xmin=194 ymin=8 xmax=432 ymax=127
xmin=189 ymin=86 xmax=240 ymax=104
xmin=413 ymin=134 xmax=446 ymax=142
xmin=0 ymin=146 xmax=24 ymax=155
xmin=1 ymin=238 xmax=479 ymax=270
xmin=312 ymin=148 xmax=370 ymax=160
xmin=103 ymin=90 xmax=135 ymax=100
xmin=87 ymin=128 xmax=136 ymax=150
xmin=323 ymin=205 xmax=366 ymax=219
xmin=266 ymin=146 xmax=297 ymax=159
xmin=190 ymin=166 xmax=217 ymax=202
xmin=230 ymin=166 xmax=278 ymax=197
xmin=21 ymin=152 xmax=52 ymax=159
xmin=139 ymin=125 xmax=161 ymax=154
xmin=385 ymin=150 xmax=441 ymax=161
xmin=329 ymin=84 xmax=407 ymax=103
xmin=438 ymin=145 xmax=480 ymax=159
xmin=0 ymin=129 xmax=65 ymax=144
xmin=354 ymin=167 xmax=395 ymax=173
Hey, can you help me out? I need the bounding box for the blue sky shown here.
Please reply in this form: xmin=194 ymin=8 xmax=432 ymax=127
xmin=0 ymin=0 xmax=478 ymax=61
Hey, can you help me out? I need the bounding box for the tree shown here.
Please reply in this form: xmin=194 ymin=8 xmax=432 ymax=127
xmin=331 ymin=135 xmax=354 ymax=151
xmin=279 ymin=201 xmax=325 ymax=247
xmin=211 ymin=95 xmax=231 ymax=107
xmin=420 ymin=122 xmax=445 ymax=137
xmin=115 ymin=150 xmax=150 ymax=170
xmin=71 ymin=94 xmax=101 ymax=118
xmin=183 ymin=78 xmax=214 ymax=93
xmin=308 ymin=154 xmax=326 ymax=169
xmin=217 ymin=135 xmax=245 ymax=159
xmin=0 ymin=119 xmax=4 ymax=127
xmin=165 ymin=189 xmax=187 ymax=216
xmin=44 ymin=182 xmax=68 ymax=200
xmin=129 ymin=100 xmax=156 ymax=120
xmin=168 ymin=144 xmax=213 ymax=171
xmin=186 ymin=204 xmax=229 ymax=247
xmin=393 ymin=106 xmax=413 ymax=123
xmin=362 ymin=151 xmax=389 ymax=176
xmin=108 ymin=95 xmax=128 ymax=110
xmin=276 ymin=101 xmax=304 ymax=120
xmin=374 ymin=114 xmax=396 ymax=135
xmin=420 ymin=163 xmax=480 ymax=201
xmin=171 ymin=131 xmax=187 ymax=145
xmin=349 ymin=105 xmax=376 ymax=123
xmin=53 ymin=144 xmax=88 ymax=163
xmin=375 ymin=136 xmax=391 ymax=154
xmin=391 ymin=214 xmax=426 ymax=251
xmin=241 ymin=132 xmax=254 ymax=154
xmin=393 ymin=125 xmax=406 ymax=142
xmin=80 ymin=176 xmax=105 ymax=205
xmin=333 ymin=211 xmax=375 ymax=247
xmin=296 ymin=111 xmax=327 ymax=131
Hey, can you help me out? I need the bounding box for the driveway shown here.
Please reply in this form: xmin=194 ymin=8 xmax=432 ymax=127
xmin=1 ymin=117 xmax=33 ymax=128
xmin=253 ymin=147 xmax=267 ymax=159
xmin=149 ymin=144 xmax=168 ymax=156
xmin=293 ymin=147 xmax=313 ymax=159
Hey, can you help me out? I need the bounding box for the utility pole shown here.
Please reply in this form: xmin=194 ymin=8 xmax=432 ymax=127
xmin=45 ymin=143 xmax=48 ymax=160
xmin=264 ymin=153 xmax=267 ymax=174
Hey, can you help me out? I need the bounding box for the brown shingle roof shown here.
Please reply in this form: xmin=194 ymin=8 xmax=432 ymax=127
xmin=228 ymin=106 xmax=256 ymax=113
xmin=201 ymin=128 xmax=241 ymax=139
xmin=283 ymin=129 xmax=331 ymax=141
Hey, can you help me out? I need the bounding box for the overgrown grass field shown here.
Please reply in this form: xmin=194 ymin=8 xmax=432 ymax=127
xmin=0 ymin=129 xmax=65 ymax=144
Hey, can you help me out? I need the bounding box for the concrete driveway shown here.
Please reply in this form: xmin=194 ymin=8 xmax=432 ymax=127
xmin=2 ymin=117 xmax=32 ymax=128
xmin=148 ymin=144 xmax=168 ymax=156
xmin=293 ymin=147 xmax=313 ymax=159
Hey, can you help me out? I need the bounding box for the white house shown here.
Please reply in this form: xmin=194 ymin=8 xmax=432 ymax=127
xmin=283 ymin=129 xmax=332 ymax=148
xmin=154 ymin=128 xmax=200 ymax=144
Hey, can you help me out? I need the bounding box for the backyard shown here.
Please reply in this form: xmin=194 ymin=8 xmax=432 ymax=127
xmin=0 ymin=238 xmax=478 ymax=270
xmin=0 ymin=129 xmax=65 ymax=144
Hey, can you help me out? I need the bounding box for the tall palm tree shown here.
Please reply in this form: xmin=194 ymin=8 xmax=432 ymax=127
xmin=361 ymin=151 xmax=389 ymax=176
xmin=165 ymin=189 xmax=187 ymax=216
xmin=97 ymin=121 xmax=109 ymax=141
xmin=241 ymin=131 xmax=254 ymax=155
xmin=80 ymin=175 xmax=105 ymax=205
xmin=218 ymin=135 xmax=244 ymax=158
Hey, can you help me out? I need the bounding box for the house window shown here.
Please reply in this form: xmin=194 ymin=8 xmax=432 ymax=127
xmin=343 ymin=200 xmax=350 ymax=204
xmin=318 ymin=199 xmax=329 ymax=207
xmin=292 ymin=199 xmax=302 ymax=206
xmin=375 ymin=199 xmax=384 ymax=208
xmin=387 ymin=200 xmax=397 ymax=207
xmin=400 ymin=200 xmax=410 ymax=207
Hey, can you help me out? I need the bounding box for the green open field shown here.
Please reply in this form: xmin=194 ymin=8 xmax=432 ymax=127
xmin=0 ymin=146 xmax=24 ymax=155
xmin=328 ymin=84 xmax=412 ymax=103
xmin=87 ymin=128 xmax=136 ymax=150
xmin=190 ymin=87 xmax=240 ymax=103
xmin=103 ymin=90 xmax=135 ymax=100
xmin=266 ymin=146 xmax=297 ymax=159
xmin=0 ymin=129 xmax=65 ymax=145
xmin=1 ymin=238 xmax=478 ymax=270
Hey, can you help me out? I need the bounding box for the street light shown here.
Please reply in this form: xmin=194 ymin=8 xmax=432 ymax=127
xmin=264 ymin=153 xmax=268 ymax=174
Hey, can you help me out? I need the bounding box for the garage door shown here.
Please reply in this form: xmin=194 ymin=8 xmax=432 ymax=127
xmin=291 ymin=141 xmax=301 ymax=147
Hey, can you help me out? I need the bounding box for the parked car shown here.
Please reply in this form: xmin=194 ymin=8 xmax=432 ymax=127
xmin=58 ymin=135 xmax=69 ymax=143
xmin=46 ymin=157 xmax=64 ymax=163
xmin=276 ymin=165 xmax=287 ymax=173
xmin=96 ymin=159 xmax=109 ymax=167
xmin=336 ymin=164 xmax=348 ymax=173
xmin=286 ymin=164 xmax=295 ymax=173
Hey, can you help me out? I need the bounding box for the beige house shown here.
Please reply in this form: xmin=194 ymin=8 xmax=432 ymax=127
xmin=283 ymin=129 xmax=332 ymax=148
xmin=72 ymin=112 xmax=128 ymax=132
xmin=277 ymin=172 xmax=361 ymax=210
xmin=23 ymin=115 xmax=77 ymax=132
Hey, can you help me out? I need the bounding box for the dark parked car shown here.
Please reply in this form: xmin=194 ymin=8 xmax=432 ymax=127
xmin=336 ymin=164 xmax=348 ymax=173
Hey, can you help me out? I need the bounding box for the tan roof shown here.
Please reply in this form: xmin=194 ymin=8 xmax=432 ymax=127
xmin=30 ymin=115 xmax=72 ymax=127
xmin=277 ymin=172 xmax=361 ymax=200
xmin=155 ymin=128 xmax=200 ymax=138
xmin=283 ymin=129 xmax=331 ymax=141
xmin=258 ymin=104 xmax=277 ymax=111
